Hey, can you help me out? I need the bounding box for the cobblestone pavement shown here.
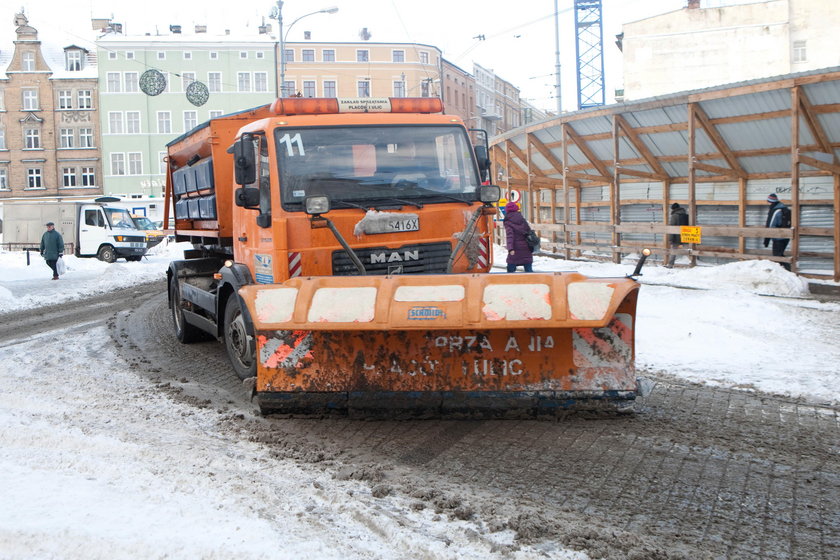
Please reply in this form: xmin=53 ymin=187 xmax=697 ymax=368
xmin=106 ymin=290 xmax=840 ymax=559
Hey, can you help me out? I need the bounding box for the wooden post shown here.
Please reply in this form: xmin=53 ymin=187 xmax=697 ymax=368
xmin=562 ymin=123 xmax=571 ymax=260
xmin=612 ymin=115 xmax=621 ymax=263
xmin=738 ymin=177 xmax=747 ymax=255
xmin=790 ymin=87 xmax=800 ymax=273
xmin=663 ymin=180 xmax=671 ymax=263
xmin=835 ymin=174 xmax=840 ymax=282
xmin=687 ymin=103 xmax=697 ymax=267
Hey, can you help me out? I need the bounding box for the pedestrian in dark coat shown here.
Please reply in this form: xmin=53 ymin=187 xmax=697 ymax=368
xmin=40 ymin=221 xmax=65 ymax=280
xmin=666 ymin=203 xmax=688 ymax=268
xmin=764 ymin=193 xmax=790 ymax=271
xmin=503 ymin=201 xmax=533 ymax=272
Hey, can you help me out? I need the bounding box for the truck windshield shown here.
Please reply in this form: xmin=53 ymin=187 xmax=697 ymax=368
xmin=104 ymin=208 xmax=139 ymax=229
xmin=276 ymin=125 xmax=481 ymax=209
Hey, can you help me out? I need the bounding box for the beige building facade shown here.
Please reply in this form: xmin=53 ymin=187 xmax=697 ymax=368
xmin=441 ymin=59 xmax=476 ymax=127
xmin=280 ymin=42 xmax=442 ymax=99
xmin=621 ymin=0 xmax=840 ymax=100
xmin=0 ymin=14 xmax=102 ymax=199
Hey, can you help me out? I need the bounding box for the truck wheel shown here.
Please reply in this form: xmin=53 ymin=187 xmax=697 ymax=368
xmin=224 ymin=295 xmax=256 ymax=380
xmin=170 ymin=279 xmax=203 ymax=343
xmin=97 ymin=245 xmax=116 ymax=263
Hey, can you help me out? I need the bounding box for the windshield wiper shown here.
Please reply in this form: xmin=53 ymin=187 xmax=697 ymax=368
xmin=375 ymin=197 xmax=424 ymax=209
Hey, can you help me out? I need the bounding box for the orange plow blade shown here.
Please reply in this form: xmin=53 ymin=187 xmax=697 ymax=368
xmin=240 ymin=273 xmax=640 ymax=417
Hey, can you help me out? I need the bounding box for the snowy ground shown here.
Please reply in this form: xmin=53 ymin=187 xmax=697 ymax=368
xmin=1 ymin=241 xmax=839 ymax=558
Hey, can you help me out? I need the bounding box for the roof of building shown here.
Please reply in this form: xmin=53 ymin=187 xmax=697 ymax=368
xmin=492 ymin=65 xmax=840 ymax=186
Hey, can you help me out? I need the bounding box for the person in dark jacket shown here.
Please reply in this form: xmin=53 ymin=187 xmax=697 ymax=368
xmin=665 ymin=202 xmax=688 ymax=268
xmin=503 ymin=201 xmax=533 ymax=272
xmin=40 ymin=222 xmax=64 ymax=280
xmin=763 ymin=193 xmax=790 ymax=271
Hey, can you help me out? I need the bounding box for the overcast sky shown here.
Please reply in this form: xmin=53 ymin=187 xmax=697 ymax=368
xmin=4 ymin=0 xmax=687 ymax=112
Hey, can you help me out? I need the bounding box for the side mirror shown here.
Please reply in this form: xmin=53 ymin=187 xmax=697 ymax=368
xmin=233 ymin=136 xmax=256 ymax=185
xmin=479 ymin=184 xmax=501 ymax=204
xmin=234 ymin=187 xmax=260 ymax=208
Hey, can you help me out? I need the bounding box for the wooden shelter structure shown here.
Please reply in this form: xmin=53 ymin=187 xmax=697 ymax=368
xmin=490 ymin=66 xmax=840 ymax=280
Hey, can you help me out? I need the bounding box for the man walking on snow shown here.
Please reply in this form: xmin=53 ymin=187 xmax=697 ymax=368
xmin=764 ymin=193 xmax=791 ymax=271
xmin=40 ymin=222 xmax=64 ymax=280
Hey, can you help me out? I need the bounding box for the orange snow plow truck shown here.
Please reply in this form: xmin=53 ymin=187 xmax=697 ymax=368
xmin=164 ymin=97 xmax=648 ymax=417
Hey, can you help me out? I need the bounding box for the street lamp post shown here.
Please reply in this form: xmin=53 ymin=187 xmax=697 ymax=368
xmin=277 ymin=2 xmax=338 ymax=97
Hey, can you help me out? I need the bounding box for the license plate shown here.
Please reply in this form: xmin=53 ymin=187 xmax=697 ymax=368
xmin=388 ymin=218 xmax=419 ymax=232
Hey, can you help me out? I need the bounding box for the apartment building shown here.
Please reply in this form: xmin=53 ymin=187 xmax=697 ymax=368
xmin=280 ymin=41 xmax=441 ymax=99
xmin=621 ymin=0 xmax=840 ymax=100
xmin=0 ymin=13 xmax=102 ymax=199
xmin=96 ymin=26 xmax=276 ymax=197
xmin=441 ymin=59 xmax=476 ymax=127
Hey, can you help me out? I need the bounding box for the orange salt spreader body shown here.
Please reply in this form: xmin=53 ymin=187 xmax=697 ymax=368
xmin=164 ymin=97 xmax=649 ymax=417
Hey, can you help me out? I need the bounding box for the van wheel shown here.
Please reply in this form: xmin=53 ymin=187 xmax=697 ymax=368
xmin=97 ymin=245 xmax=116 ymax=263
xmin=170 ymin=278 xmax=203 ymax=343
xmin=224 ymin=295 xmax=256 ymax=380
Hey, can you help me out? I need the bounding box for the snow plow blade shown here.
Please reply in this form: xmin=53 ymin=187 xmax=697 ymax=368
xmin=240 ymin=272 xmax=640 ymax=418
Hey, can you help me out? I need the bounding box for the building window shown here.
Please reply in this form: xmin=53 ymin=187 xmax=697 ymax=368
xmin=420 ymin=51 xmax=429 ymax=64
xmin=357 ymin=80 xmax=371 ymax=98
xmin=65 ymin=50 xmax=83 ymax=71
xmin=78 ymin=90 xmax=92 ymax=109
xmin=421 ymin=80 xmax=430 ymax=97
xmin=392 ymin=50 xmax=405 ymax=63
xmin=254 ymin=72 xmax=268 ymax=92
xmin=0 ymin=129 xmax=5 ymax=149
xmin=183 ymin=110 xmax=197 ymax=131
xmin=181 ymin=72 xmax=196 ymax=92
xmin=208 ymin=72 xmax=222 ymax=93
xmin=125 ymin=72 xmax=139 ymax=92
xmin=111 ymin=153 xmax=125 ymax=175
xmin=79 ymin=128 xmax=94 ymax=148
xmin=128 ymin=152 xmax=142 ymax=175
xmin=107 ymin=72 xmax=121 ymax=92
xmin=22 ymin=52 xmax=35 ymax=71
xmin=22 ymin=89 xmax=39 ymax=110
xmin=62 ymin=168 xmax=77 ymax=187
xmin=60 ymin=128 xmax=74 ymax=148
xmin=323 ymin=49 xmax=335 ymax=62
xmin=303 ymin=81 xmax=316 ymax=97
xmin=393 ymin=81 xmax=406 ymax=97
xmin=157 ymin=51 xmax=166 ymax=60
xmin=302 ymin=49 xmax=315 ymax=62
xmin=183 ymin=51 xmax=192 ymax=60
xmin=126 ymin=111 xmax=141 ymax=134
xmin=81 ymin=167 xmax=95 ymax=186
xmin=210 ymin=51 xmax=218 ymax=60
xmin=157 ymin=112 xmax=171 ymax=134
xmin=323 ymin=80 xmax=336 ymax=97
xmin=0 ymin=168 xmax=7 ymax=189
xmin=109 ymin=51 xmax=117 ymax=60
xmin=109 ymin=112 xmax=124 ymax=134
xmin=27 ymin=168 xmax=43 ymax=189
xmin=257 ymin=51 xmax=265 ymax=59
xmin=209 ymin=110 xmax=223 ymax=119
xmin=357 ymin=50 xmax=369 ymax=62
xmin=159 ymin=151 xmax=168 ymax=174
xmin=125 ymin=51 xmax=135 ymax=60
xmin=24 ymin=128 xmax=40 ymax=149
xmin=240 ymin=51 xmax=248 ymax=59
xmin=793 ymin=40 xmax=807 ymax=63
xmin=282 ymin=81 xmax=295 ymax=96
xmin=283 ymin=49 xmax=294 ymax=62
xmin=238 ymin=72 xmax=252 ymax=92
xmin=59 ymin=90 xmax=73 ymax=109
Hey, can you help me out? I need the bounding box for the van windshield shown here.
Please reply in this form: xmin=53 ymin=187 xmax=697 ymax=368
xmin=276 ymin=125 xmax=481 ymax=210
xmin=104 ymin=208 xmax=139 ymax=229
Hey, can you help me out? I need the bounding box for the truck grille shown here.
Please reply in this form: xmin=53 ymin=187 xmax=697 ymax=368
xmin=332 ymin=242 xmax=452 ymax=275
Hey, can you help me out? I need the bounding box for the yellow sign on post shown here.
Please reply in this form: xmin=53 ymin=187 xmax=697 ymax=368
xmin=680 ymin=226 xmax=702 ymax=244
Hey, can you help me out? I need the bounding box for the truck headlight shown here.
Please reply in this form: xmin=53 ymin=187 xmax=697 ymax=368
xmin=305 ymin=196 xmax=330 ymax=215
xmin=479 ymin=185 xmax=501 ymax=203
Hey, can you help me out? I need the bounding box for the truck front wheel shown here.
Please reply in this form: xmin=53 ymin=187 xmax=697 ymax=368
xmin=97 ymin=245 xmax=116 ymax=263
xmin=170 ymin=278 xmax=203 ymax=343
xmin=224 ymin=295 xmax=256 ymax=380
